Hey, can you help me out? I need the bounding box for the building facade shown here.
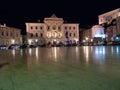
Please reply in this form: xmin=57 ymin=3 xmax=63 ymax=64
xmin=98 ymin=8 xmax=120 ymax=25
xmin=0 ymin=24 xmax=21 ymax=46
xmin=25 ymin=14 xmax=79 ymax=46
xmin=81 ymin=28 xmax=92 ymax=42
xmin=98 ymin=8 xmax=120 ymax=42
xmin=92 ymin=25 xmax=105 ymax=42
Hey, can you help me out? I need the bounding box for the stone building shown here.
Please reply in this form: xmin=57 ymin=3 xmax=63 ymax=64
xmin=98 ymin=8 xmax=120 ymax=42
xmin=0 ymin=24 xmax=21 ymax=46
xmin=25 ymin=14 xmax=79 ymax=46
xmin=80 ymin=28 xmax=92 ymax=43
xmin=92 ymin=25 xmax=105 ymax=42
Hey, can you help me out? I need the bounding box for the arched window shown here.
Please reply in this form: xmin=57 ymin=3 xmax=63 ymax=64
xmin=47 ymin=26 xmax=50 ymax=30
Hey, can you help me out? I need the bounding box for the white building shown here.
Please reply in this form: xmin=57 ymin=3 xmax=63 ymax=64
xmin=91 ymin=25 xmax=106 ymax=42
xmin=92 ymin=25 xmax=105 ymax=38
xmin=25 ymin=14 xmax=79 ymax=45
xmin=98 ymin=8 xmax=120 ymax=25
xmin=98 ymin=8 xmax=120 ymax=42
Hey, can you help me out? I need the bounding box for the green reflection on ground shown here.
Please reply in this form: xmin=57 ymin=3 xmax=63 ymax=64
xmin=0 ymin=46 xmax=120 ymax=90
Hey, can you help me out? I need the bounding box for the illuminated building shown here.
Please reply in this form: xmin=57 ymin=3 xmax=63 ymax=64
xmin=98 ymin=8 xmax=120 ymax=25
xmin=98 ymin=8 xmax=120 ymax=42
xmin=25 ymin=14 xmax=79 ymax=45
xmin=0 ymin=24 xmax=21 ymax=45
xmin=92 ymin=25 xmax=105 ymax=42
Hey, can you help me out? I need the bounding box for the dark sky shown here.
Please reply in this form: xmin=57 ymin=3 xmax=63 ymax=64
xmin=0 ymin=0 xmax=119 ymax=34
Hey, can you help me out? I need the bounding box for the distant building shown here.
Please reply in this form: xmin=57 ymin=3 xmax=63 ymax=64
xmin=98 ymin=8 xmax=120 ymax=24
xmin=98 ymin=8 xmax=120 ymax=42
xmin=0 ymin=24 xmax=21 ymax=45
xmin=25 ymin=14 xmax=79 ymax=45
xmin=92 ymin=25 xmax=105 ymax=42
xmin=80 ymin=28 xmax=92 ymax=43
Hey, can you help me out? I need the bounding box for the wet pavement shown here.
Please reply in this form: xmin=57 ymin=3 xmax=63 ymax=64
xmin=0 ymin=46 xmax=120 ymax=90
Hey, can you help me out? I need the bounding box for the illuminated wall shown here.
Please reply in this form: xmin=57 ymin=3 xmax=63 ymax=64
xmin=25 ymin=14 xmax=79 ymax=45
xmin=98 ymin=8 xmax=120 ymax=24
xmin=0 ymin=24 xmax=21 ymax=45
xmin=92 ymin=25 xmax=105 ymax=38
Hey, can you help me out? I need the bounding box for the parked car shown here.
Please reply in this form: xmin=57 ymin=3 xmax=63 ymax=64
xmin=0 ymin=45 xmax=9 ymax=50
xmin=8 ymin=44 xmax=20 ymax=49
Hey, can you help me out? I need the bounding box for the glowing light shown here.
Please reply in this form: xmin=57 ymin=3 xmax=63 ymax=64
xmin=52 ymin=32 xmax=57 ymax=38
xmin=54 ymin=39 xmax=56 ymax=42
xmin=74 ymin=38 xmax=78 ymax=42
xmin=86 ymin=37 xmax=88 ymax=40
xmin=116 ymin=37 xmax=119 ymax=41
xmin=11 ymin=39 xmax=15 ymax=44
xmin=35 ymin=39 xmax=38 ymax=42
xmin=28 ymin=39 xmax=32 ymax=45
xmin=83 ymin=40 xmax=85 ymax=42
xmin=91 ymin=39 xmax=93 ymax=42
xmin=58 ymin=32 xmax=62 ymax=38
xmin=47 ymin=32 xmax=51 ymax=38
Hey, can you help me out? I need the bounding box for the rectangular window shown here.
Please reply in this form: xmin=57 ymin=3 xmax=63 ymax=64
xmin=31 ymin=26 xmax=33 ymax=30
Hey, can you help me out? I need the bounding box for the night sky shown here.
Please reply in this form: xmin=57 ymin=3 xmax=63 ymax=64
xmin=0 ymin=0 xmax=119 ymax=34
